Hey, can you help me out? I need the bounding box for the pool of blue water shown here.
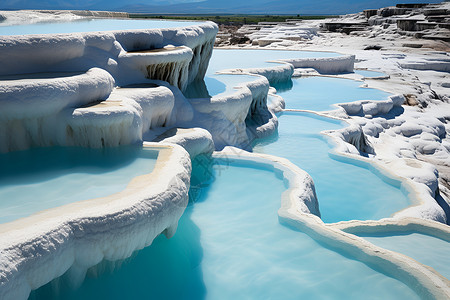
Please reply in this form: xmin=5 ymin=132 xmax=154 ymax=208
xmin=273 ymin=76 xmax=392 ymax=111
xmin=186 ymin=49 xmax=341 ymax=99
xmin=0 ymin=19 xmax=201 ymax=36
xmin=207 ymin=49 xmax=340 ymax=74
xmin=29 ymin=159 xmax=418 ymax=300
xmin=185 ymin=74 xmax=259 ymax=98
xmin=253 ymin=111 xmax=411 ymax=223
xmin=359 ymin=232 xmax=450 ymax=279
xmin=0 ymin=146 xmax=158 ymax=224
xmin=355 ymin=70 xmax=387 ymax=78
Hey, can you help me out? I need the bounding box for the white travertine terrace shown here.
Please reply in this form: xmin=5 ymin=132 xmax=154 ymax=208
xmin=1 ymin=5 xmax=450 ymax=299
xmin=0 ymin=21 xmax=217 ymax=153
xmin=0 ymin=19 xmax=218 ymax=299
xmin=0 ymin=144 xmax=191 ymax=300
xmin=279 ymin=55 xmax=355 ymax=74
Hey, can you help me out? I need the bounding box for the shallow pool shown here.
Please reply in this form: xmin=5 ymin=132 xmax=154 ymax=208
xmin=253 ymin=112 xmax=411 ymax=223
xmin=274 ymin=76 xmax=391 ymax=111
xmin=185 ymin=74 xmax=259 ymax=98
xmin=29 ymin=159 xmax=418 ymax=300
xmin=0 ymin=146 xmax=158 ymax=223
xmin=355 ymin=70 xmax=387 ymax=78
xmin=359 ymin=232 xmax=450 ymax=279
xmin=0 ymin=19 xmax=201 ymax=36
xmin=207 ymin=49 xmax=340 ymax=74
xmin=187 ymin=49 xmax=341 ymax=99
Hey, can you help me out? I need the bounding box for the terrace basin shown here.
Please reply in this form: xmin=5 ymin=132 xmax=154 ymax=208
xmin=253 ymin=112 xmax=411 ymax=223
xmin=0 ymin=146 xmax=158 ymax=224
xmin=29 ymin=158 xmax=418 ymax=299
xmin=273 ymin=76 xmax=391 ymax=111
xmin=359 ymin=232 xmax=450 ymax=279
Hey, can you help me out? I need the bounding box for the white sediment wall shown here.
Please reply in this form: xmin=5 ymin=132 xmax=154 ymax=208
xmin=0 ymin=22 xmax=218 ymax=153
xmin=337 ymin=94 xmax=405 ymax=116
xmin=220 ymin=62 xmax=294 ymax=84
xmin=0 ymin=22 xmax=218 ymax=87
xmin=189 ymin=74 xmax=276 ymax=150
xmin=281 ymin=55 xmax=356 ymax=74
xmin=0 ymin=68 xmax=115 ymax=152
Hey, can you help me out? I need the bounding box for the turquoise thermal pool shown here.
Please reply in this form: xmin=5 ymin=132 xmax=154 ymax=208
xmin=273 ymin=76 xmax=392 ymax=111
xmin=0 ymin=146 xmax=158 ymax=224
xmin=253 ymin=112 xmax=411 ymax=223
xmin=354 ymin=69 xmax=387 ymax=78
xmin=185 ymin=74 xmax=259 ymax=98
xmin=358 ymin=232 xmax=450 ymax=279
xmin=206 ymin=49 xmax=340 ymax=74
xmin=29 ymin=159 xmax=418 ymax=300
xmin=0 ymin=19 xmax=201 ymax=36
xmin=187 ymin=49 xmax=341 ymax=98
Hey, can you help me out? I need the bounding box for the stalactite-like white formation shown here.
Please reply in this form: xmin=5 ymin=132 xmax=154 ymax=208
xmin=0 ymin=22 xmax=218 ymax=153
xmin=0 ymin=20 xmax=219 ymax=299
xmin=0 ymin=68 xmax=115 ymax=152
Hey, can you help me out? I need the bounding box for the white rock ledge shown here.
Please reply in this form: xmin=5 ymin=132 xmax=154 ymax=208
xmin=280 ymin=55 xmax=356 ymax=74
xmin=189 ymin=74 xmax=276 ymax=150
xmin=0 ymin=143 xmax=191 ymax=300
xmin=220 ymin=62 xmax=294 ymax=84
xmin=0 ymin=22 xmax=218 ymax=153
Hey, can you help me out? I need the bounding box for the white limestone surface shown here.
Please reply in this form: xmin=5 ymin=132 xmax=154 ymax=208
xmin=279 ymin=55 xmax=355 ymax=74
xmin=0 ymin=21 xmax=218 ymax=88
xmin=188 ymin=74 xmax=276 ymax=150
xmin=154 ymin=127 xmax=215 ymax=158
xmin=0 ymin=18 xmax=218 ymax=152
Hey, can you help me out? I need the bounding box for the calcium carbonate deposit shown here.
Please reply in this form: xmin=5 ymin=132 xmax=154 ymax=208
xmin=0 ymin=4 xmax=449 ymax=299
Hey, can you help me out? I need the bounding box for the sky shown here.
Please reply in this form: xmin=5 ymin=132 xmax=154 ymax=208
xmin=0 ymin=0 xmax=443 ymax=15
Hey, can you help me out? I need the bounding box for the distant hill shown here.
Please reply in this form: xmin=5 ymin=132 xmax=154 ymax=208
xmin=0 ymin=0 xmax=442 ymax=15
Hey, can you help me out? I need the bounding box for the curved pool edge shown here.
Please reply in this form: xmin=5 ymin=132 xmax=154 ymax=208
xmin=215 ymin=146 xmax=320 ymax=217
xmin=218 ymin=62 xmax=294 ymax=85
xmin=331 ymin=216 xmax=450 ymax=242
xmin=321 ymin=114 xmax=445 ymax=224
xmin=215 ymin=54 xmax=356 ymax=84
xmin=279 ymin=107 xmax=445 ymax=224
xmin=213 ymin=49 xmax=444 ymax=224
xmin=0 ymin=143 xmax=191 ymax=300
xmin=189 ymin=73 xmax=277 ymax=150
xmin=214 ymin=147 xmax=449 ymax=299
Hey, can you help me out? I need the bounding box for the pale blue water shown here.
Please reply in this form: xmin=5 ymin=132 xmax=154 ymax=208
xmin=29 ymin=159 xmax=418 ymax=299
xmin=186 ymin=49 xmax=340 ymax=98
xmin=274 ymin=76 xmax=392 ymax=111
xmin=185 ymin=74 xmax=259 ymax=98
xmin=0 ymin=146 xmax=158 ymax=223
xmin=204 ymin=74 xmax=259 ymax=96
xmin=360 ymin=232 xmax=450 ymax=279
xmin=355 ymin=70 xmax=387 ymax=78
xmin=253 ymin=112 xmax=411 ymax=223
xmin=207 ymin=49 xmax=340 ymax=74
xmin=0 ymin=19 xmax=201 ymax=36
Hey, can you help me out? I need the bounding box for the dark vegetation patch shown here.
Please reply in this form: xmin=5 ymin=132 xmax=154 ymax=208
xmin=129 ymin=14 xmax=337 ymax=26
